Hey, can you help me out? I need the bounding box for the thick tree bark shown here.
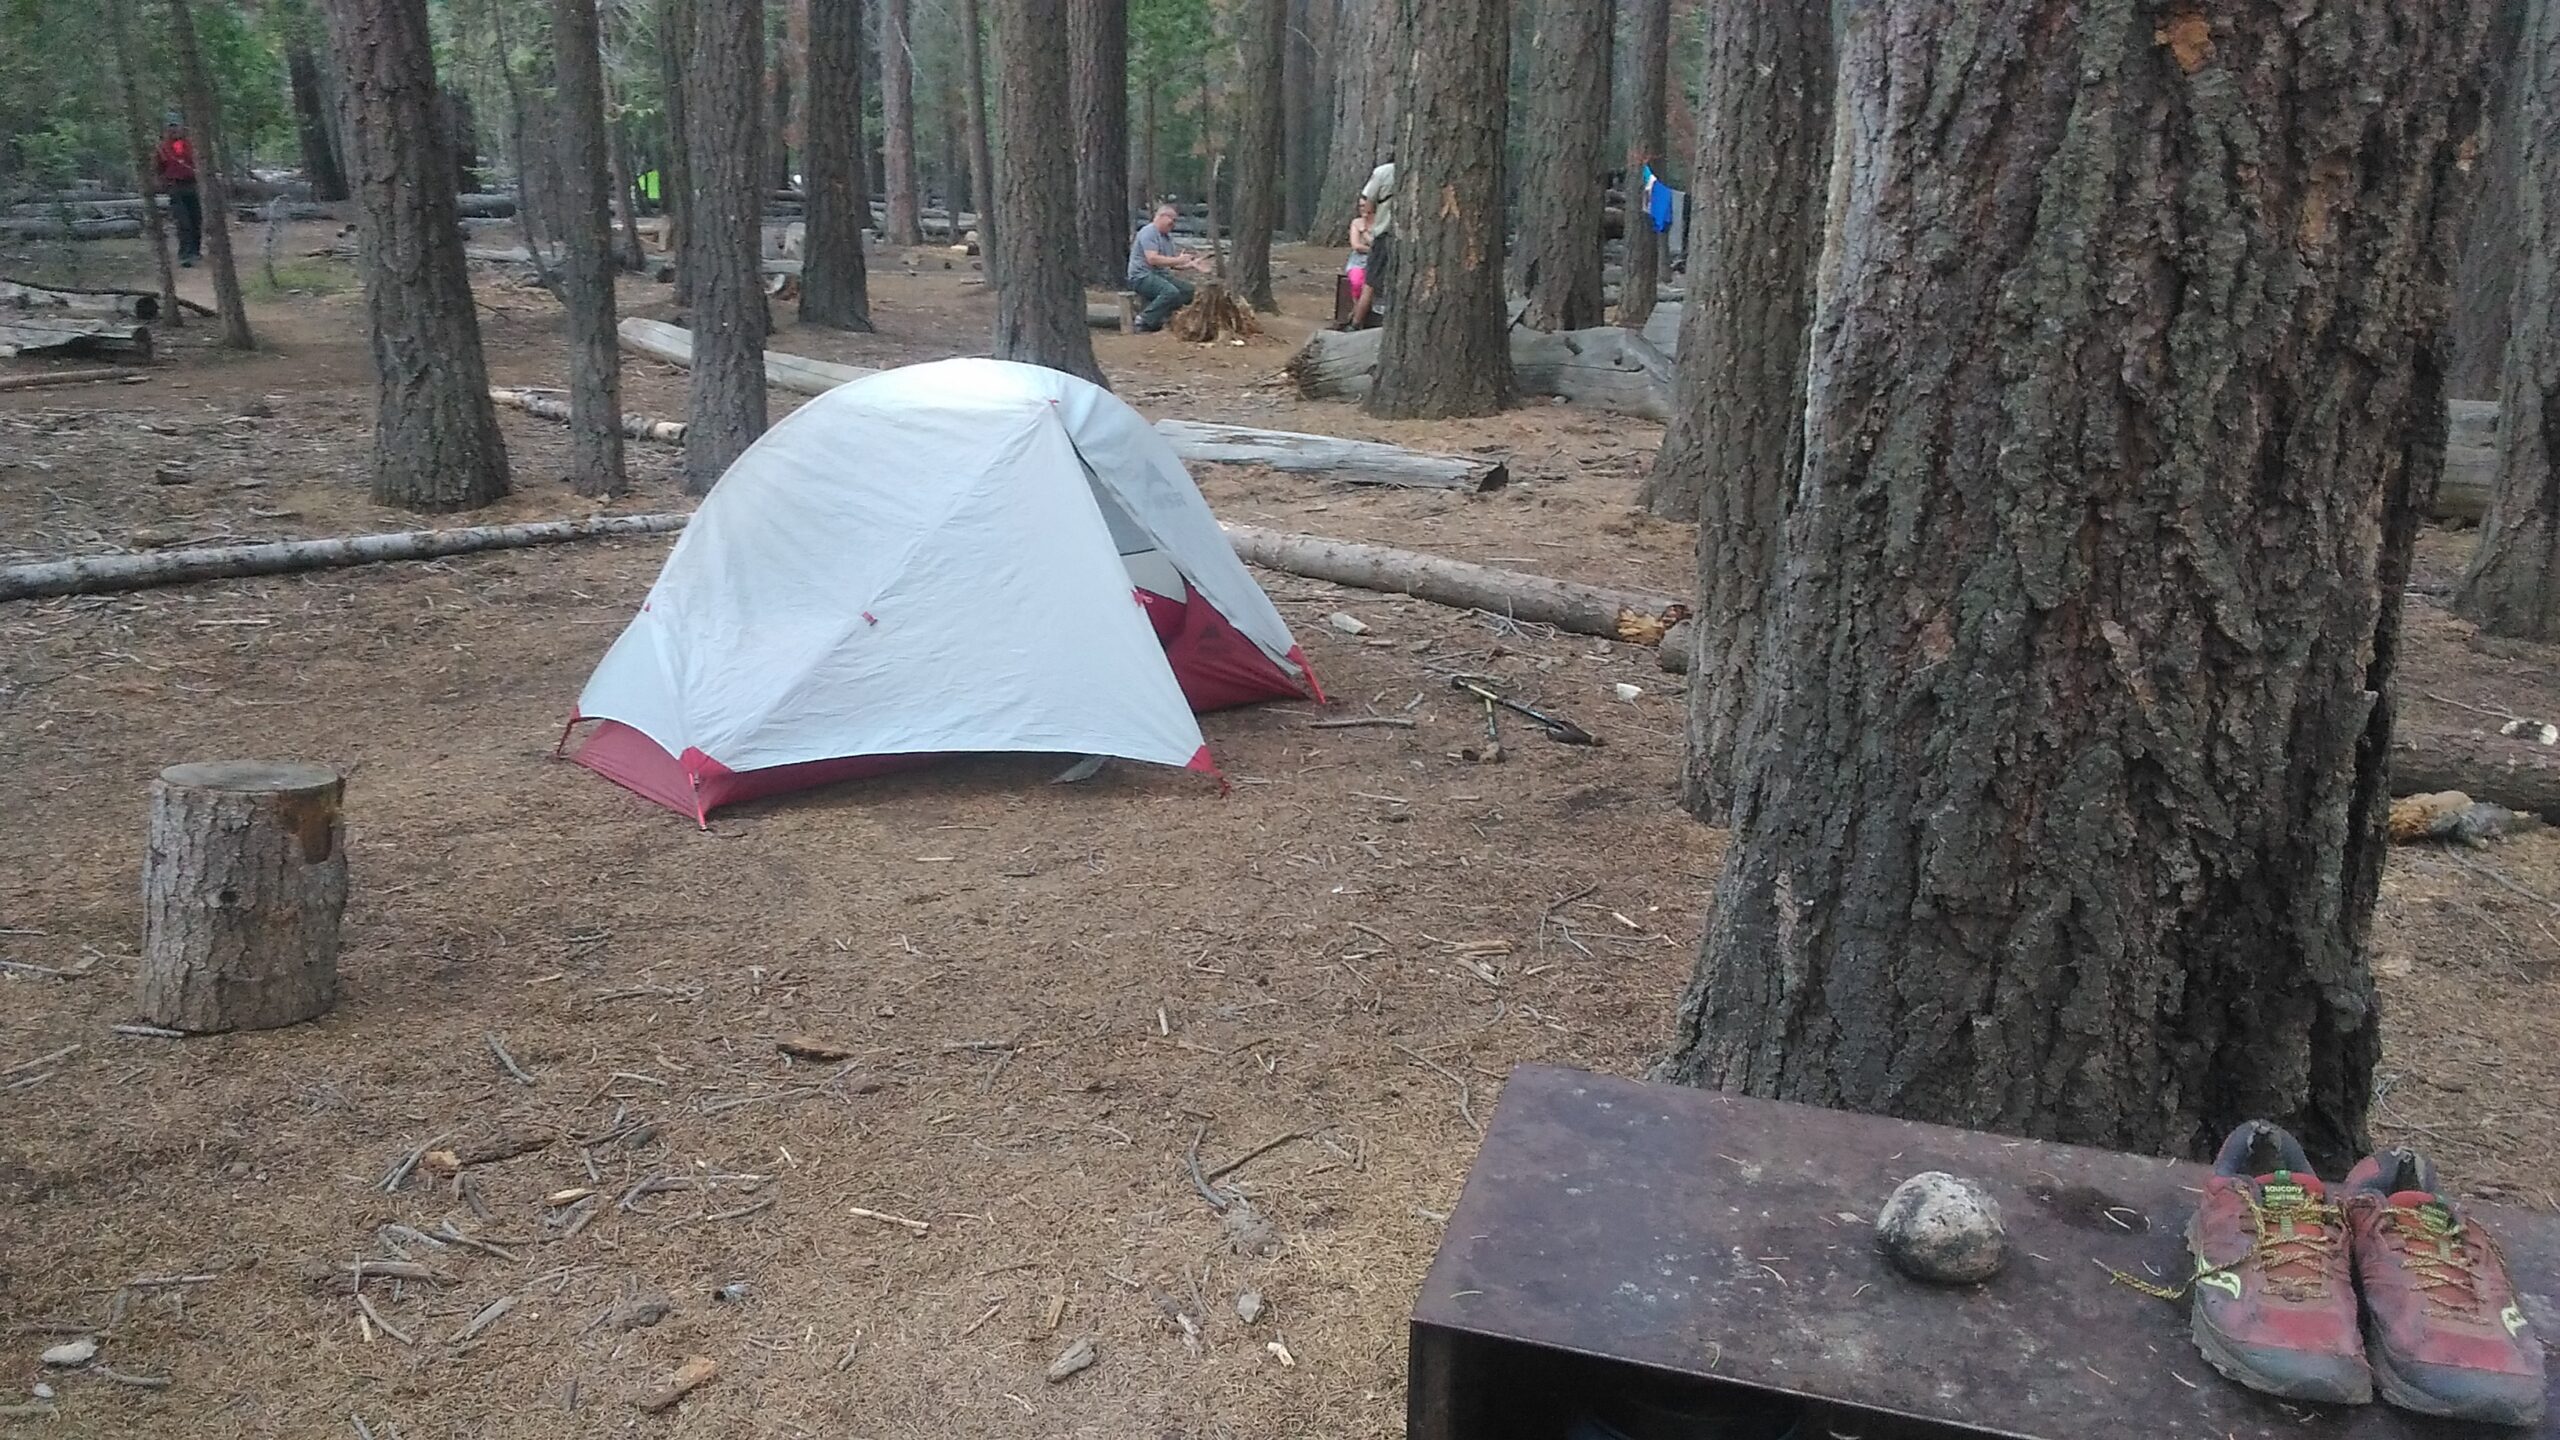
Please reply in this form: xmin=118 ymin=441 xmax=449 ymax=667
xmin=1282 ymin=0 xmax=1326 ymax=237
xmin=1311 ymin=0 xmax=1401 ymax=247
xmin=551 ymin=0 xmax=628 ymax=498
xmin=879 ymin=0 xmax=924 ymax=244
xmin=1661 ymin=0 xmax=2489 ymax=1173
xmin=660 ymin=0 xmax=695 ymax=303
xmin=1068 ymin=0 xmax=1131 ymax=287
xmin=325 ymin=0 xmax=512 ymax=511
xmin=1649 ymin=0 xmax=1829 ymax=821
xmin=682 ymin=0 xmax=772 ymax=492
xmin=1510 ymin=0 xmax=1611 ymax=331
xmin=991 ymin=0 xmax=1106 ymax=385
xmin=608 ymin=111 xmax=650 ymax=270
xmin=1364 ymin=0 xmax=1511 ymax=419
xmin=767 ymin=36 xmax=795 ymax=192
xmin=2449 ymin=0 xmax=2529 ymax=403
xmin=287 ymin=42 xmax=353 ymax=202
xmin=165 ymin=0 xmax=253 ymax=350
xmin=140 ymin=763 xmax=346 ymax=1035
xmin=801 ymin=0 xmax=875 ymax=330
xmin=2455 ymin=2 xmax=2560 ymax=640
xmin=1616 ymin=0 xmax=1668 ymax=331
xmin=1230 ymin=0 xmax=1286 ymax=311
xmin=105 ymin=0 xmax=182 ymax=333
xmin=960 ymin=0 xmax=997 ymax=272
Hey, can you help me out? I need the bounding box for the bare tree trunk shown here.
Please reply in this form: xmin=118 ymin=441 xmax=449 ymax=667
xmin=1617 ymin=0 xmax=1669 ymax=331
xmin=165 ymin=0 xmax=252 ymax=349
xmin=552 ymin=0 xmax=628 ymax=498
xmin=960 ymin=0 xmax=997 ymax=272
xmin=105 ymin=0 xmax=182 ymax=333
xmin=801 ymin=0 xmax=875 ymax=330
xmin=1070 ymin=0 xmax=1131 ymax=287
xmin=2455 ymin=0 xmax=2560 ymax=640
xmin=324 ymin=0 xmax=512 ymax=511
xmin=1365 ymin=0 xmax=1511 ymax=420
xmin=1649 ymin=0 xmax=1829 ymax=820
xmin=1230 ymin=0 xmax=1285 ymax=310
xmin=768 ymin=33 xmax=795 ymax=192
xmin=1282 ymin=0 xmax=1323 ymax=236
xmin=287 ymin=41 xmax=353 ymax=201
xmin=608 ymin=111 xmax=649 ymax=270
xmin=682 ymin=0 xmax=771 ymax=492
xmin=660 ymin=0 xmax=695 ymax=302
xmin=484 ymin=0 xmax=562 ymax=296
xmin=940 ymin=76 xmax=965 ymax=225
xmin=1312 ymin=0 xmax=1402 ymax=247
xmin=879 ymin=0 xmax=923 ymax=244
xmin=1662 ymin=0 xmax=2489 ymax=1174
xmin=2449 ymin=0 xmax=2529 ymax=403
xmin=1510 ymin=0 xmax=1611 ymax=331
xmin=992 ymin=0 xmax=1106 ymax=385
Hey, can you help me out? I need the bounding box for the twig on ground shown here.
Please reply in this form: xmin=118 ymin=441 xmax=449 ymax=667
xmin=0 ymin=1043 xmax=77 ymax=1077
xmin=687 ymin=1194 xmax=778 ymax=1225
xmin=93 ymin=1364 xmax=172 ymax=1388
xmin=1393 ymin=1043 xmax=1484 ymax=1135
xmin=485 ymin=1033 xmax=537 ymax=1086
xmin=379 ymin=1134 xmax=452 ymax=1193
xmin=110 ymin=1023 xmax=185 ymax=1039
xmin=1185 ymin=1126 xmax=1233 ymax=1212
xmin=1206 ymin=1131 xmax=1310 ymax=1183
xmin=354 ymin=1292 xmax=413 ymax=1345
xmin=846 ymin=1205 xmax=930 ymax=1234
xmin=1305 ymin=716 xmax=1416 ymax=730
xmin=121 ymin=1273 xmax=215 ymax=1289
xmin=2442 ymin=852 xmax=2560 ymax=912
xmin=433 ymin=1222 xmax=517 ymax=1262
xmin=449 ymin=1295 xmax=517 ymax=1343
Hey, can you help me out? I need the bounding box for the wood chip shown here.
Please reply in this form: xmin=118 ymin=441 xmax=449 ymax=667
xmin=643 ymin=1355 xmax=718 ymax=1412
xmin=847 ymin=1204 xmax=929 ymax=1233
xmin=449 ymin=1295 xmax=517 ymax=1343
xmin=1044 ymin=1337 xmax=1096 ymax=1383
xmin=777 ymin=1035 xmax=855 ymax=1062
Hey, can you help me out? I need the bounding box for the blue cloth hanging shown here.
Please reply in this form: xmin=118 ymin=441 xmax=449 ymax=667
xmin=1643 ymin=165 xmax=1677 ymax=234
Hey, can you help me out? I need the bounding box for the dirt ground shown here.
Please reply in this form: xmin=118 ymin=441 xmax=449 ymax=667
xmin=1 ymin=223 xmax=2557 ymax=1438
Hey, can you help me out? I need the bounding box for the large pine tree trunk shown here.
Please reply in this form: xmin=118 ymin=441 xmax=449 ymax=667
xmin=1069 ymin=0 xmax=1131 ymax=288
xmin=1510 ymin=0 xmax=1611 ymax=331
xmin=1311 ymin=0 xmax=1401 ymax=247
xmin=166 ymin=0 xmax=253 ymax=350
xmin=801 ymin=0 xmax=874 ymax=330
xmin=287 ymin=41 xmax=353 ymax=202
xmin=1364 ymin=0 xmax=1511 ymax=420
xmin=767 ymin=35 xmax=795 ymax=192
xmin=1616 ymin=0 xmax=1668 ymax=331
xmin=325 ymin=0 xmax=512 ymax=511
xmin=659 ymin=0 xmax=695 ymax=303
xmin=993 ymin=0 xmax=1106 ymax=384
xmin=1662 ymin=0 xmax=2489 ymax=1173
xmin=551 ymin=0 xmax=627 ymax=498
xmin=682 ymin=0 xmax=771 ymax=493
xmin=961 ymin=0 xmax=997 ymax=273
xmin=105 ymin=0 xmax=182 ymax=333
xmin=2454 ymin=2 xmax=2560 ymax=640
xmin=1282 ymin=0 xmax=1325 ymax=236
xmin=879 ymin=0 xmax=924 ymax=244
xmin=140 ymin=763 xmax=347 ymax=1035
xmin=1650 ymin=0 xmax=1829 ymax=820
xmin=2448 ymin=0 xmax=2529 ymax=403
xmin=1230 ymin=0 xmax=1286 ymax=311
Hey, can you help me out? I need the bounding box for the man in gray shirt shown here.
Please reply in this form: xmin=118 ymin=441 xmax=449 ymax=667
xmin=1126 ymin=202 xmax=1205 ymax=332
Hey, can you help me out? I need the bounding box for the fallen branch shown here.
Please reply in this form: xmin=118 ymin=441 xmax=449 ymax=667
xmin=614 ymin=319 xmax=1503 ymax=491
xmin=0 ymin=513 xmax=691 ymax=604
xmin=0 ymin=366 xmax=140 ymax=392
xmin=1 ymin=278 xmax=162 ymax=322
xmin=1221 ymin=523 xmax=1687 ymax=646
xmin=0 ymin=318 xmax=153 ymax=361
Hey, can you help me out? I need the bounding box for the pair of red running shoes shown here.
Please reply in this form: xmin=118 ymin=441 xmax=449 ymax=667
xmin=2187 ymin=1121 xmax=2546 ymax=1425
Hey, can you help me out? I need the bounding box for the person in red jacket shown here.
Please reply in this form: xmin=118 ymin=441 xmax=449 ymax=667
xmin=155 ymin=117 xmax=202 ymax=267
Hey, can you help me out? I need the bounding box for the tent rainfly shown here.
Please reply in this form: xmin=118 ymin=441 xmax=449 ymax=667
xmin=565 ymin=358 xmax=1320 ymax=821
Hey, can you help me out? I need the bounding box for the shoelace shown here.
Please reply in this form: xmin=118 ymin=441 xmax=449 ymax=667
xmin=2380 ymin=1208 xmax=2490 ymax=1316
xmin=2108 ymin=1184 xmax=2344 ymax=1301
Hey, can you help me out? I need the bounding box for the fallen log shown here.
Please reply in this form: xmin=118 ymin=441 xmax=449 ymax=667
xmin=1219 ymin=523 xmax=1686 ymax=645
xmin=2386 ymin=726 xmax=2560 ymax=821
xmin=489 ymin=387 xmax=689 ymax=442
xmin=614 ymin=319 xmax=1503 ymax=490
xmin=0 ymin=366 xmax=140 ymax=392
xmin=1153 ymin=420 xmax=1505 ymax=491
xmin=1285 ymin=323 xmax=1676 ymax=420
xmin=0 ymin=318 xmax=152 ymax=361
xmin=1 ymin=217 xmax=142 ymax=241
xmin=2439 ymin=399 xmax=2496 ymax=523
xmin=0 ymin=514 xmax=690 ymax=604
xmin=456 ymin=193 xmax=519 ymax=219
xmin=1 ymin=278 xmax=161 ymax=322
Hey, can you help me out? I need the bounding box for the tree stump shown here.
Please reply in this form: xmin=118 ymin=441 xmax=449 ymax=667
xmin=140 ymin=762 xmax=347 ymax=1033
xmin=1169 ymin=283 xmax=1262 ymax=343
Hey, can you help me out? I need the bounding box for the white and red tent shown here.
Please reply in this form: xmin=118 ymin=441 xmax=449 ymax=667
xmin=566 ymin=358 xmax=1319 ymax=822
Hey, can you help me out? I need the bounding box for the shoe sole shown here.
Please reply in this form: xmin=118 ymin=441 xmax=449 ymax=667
xmin=2190 ymin=1305 xmax=2373 ymax=1406
xmin=2365 ymin=1332 xmax=2546 ymax=1427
